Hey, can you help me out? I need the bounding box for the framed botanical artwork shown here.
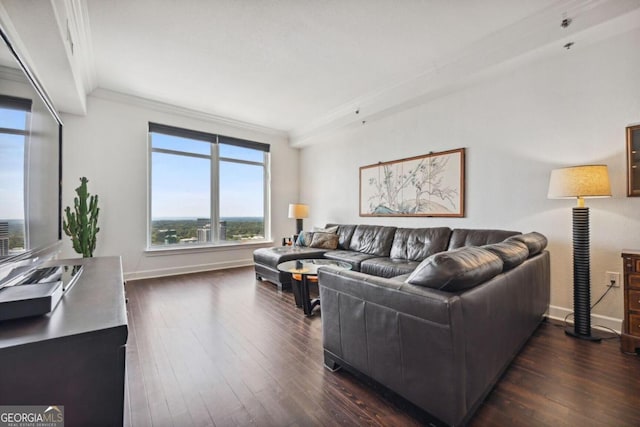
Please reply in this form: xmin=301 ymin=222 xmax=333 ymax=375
xmin=359 ymin=148 xmax=465 ymax=217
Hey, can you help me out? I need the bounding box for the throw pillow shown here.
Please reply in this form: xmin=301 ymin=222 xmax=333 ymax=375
xmin=482 ymin=240 xmax=529 ymax=271
xmin=406 ymin=246 xmax=503 ymax=292
xmin=296 ymin=231 xmax=314 ymax=247
xmin=309 ymin=232 xmax=339 ymax=250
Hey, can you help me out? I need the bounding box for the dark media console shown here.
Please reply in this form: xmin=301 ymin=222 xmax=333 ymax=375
xmin=0 ymin=257 xmax=128 ymax=427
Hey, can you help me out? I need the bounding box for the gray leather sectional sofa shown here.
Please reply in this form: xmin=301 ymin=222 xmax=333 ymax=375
xmin=253 ymin=224 xmax=550 ymax=426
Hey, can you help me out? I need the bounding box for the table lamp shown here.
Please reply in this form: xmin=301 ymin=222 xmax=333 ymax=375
xmin=288 ymin=203 xmax=309 ymax=234
xmin=548 ymin=164 xmax=611 ymax=341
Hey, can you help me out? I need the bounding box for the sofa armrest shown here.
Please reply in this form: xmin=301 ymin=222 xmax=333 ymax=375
xmin=317 ymin=251 xmax=550 ymax=426
xmin=318 ymin=268 xmax=466 ymax=425
xmin=318 ymin=268 xmax=457 ymax=325
xmin=458 ymin=250 xmax=550 ymax=413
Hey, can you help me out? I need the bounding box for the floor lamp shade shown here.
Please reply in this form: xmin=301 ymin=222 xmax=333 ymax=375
xmin=548 ymin=165 xmax=611 ymax=341
xmin=288 ymin=204 xmax=309 ymax=234
xmin=548 ymin=165 xmax=611 ymax=203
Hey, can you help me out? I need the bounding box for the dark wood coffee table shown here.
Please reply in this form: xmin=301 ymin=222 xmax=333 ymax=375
xmin=277 ymin=259 xmax=352 ymax=316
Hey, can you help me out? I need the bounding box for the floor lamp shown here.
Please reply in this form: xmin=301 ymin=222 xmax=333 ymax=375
xmin=548 ymin=165 xmax=611 ymax=341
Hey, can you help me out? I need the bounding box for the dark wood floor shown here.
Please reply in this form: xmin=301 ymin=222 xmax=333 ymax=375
xmin=124 ymin=266 xmax=640 ymax=427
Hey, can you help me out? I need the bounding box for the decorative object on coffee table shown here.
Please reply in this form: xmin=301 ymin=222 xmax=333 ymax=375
xmin=63 ymin=177 xmax=100 ymax=258
xmin=288 ymin=203 xmax=309 ymax=234
xmin=359 ymin=148 xmax=465 ymax=217
xmin=548 ymin=164 xmax=611 ymax=341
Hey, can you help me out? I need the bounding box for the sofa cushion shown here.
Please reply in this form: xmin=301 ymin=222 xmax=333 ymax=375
xmin=326 ymin=224 xmax=357 ymax=250
xmin=390 ymin=227 xmax=452 ymax=261
xmin=482 ymin=240 xmax=529 ymax=271
xmin=310 ymin=232 xmax=339 ymax=249
xmin=406 ymin=246 xmax=503 ymax=292
xmin=506 ymin=232 xmax=548 ymax=257
xmin=348 ymin=225 xmax=397 ymax=256
xmin=447 ymin=229 xmax=521 ymax=250
xmin=360 ymin=257 xmax=421 ymax=278
xmin=323 ymin=250 xmax=379 ymax=271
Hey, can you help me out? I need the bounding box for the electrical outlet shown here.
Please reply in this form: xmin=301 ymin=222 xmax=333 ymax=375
xmin=606 ymin=271 xmax=620 ymax=288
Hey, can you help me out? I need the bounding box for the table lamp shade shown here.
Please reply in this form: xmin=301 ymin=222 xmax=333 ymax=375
xmin=288 ymin=203 xmax=308 ymax=235
xmin=548 ymin=165 xmax=611 ymax=200
xmin=288 ymin=204 xmax=309 ymax=219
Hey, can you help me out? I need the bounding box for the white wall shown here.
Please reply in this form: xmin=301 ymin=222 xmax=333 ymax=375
xmin=299 ymin=28 xmax=640 ymax=326
xmin=61 ymin=93 xmax=300 ymax=280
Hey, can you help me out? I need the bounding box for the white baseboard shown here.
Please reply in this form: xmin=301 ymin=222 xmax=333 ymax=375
xmin=124 ymin=259 xmax=254 ymax=282
xmin=547 ymin=305 xmax=622 ymax=334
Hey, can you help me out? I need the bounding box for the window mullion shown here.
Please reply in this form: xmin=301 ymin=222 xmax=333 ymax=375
xmin=147 ymin=133 xmax=153 ymax=248
xmin=211 ymin=140 xmax=220 ymax=243
xmin=263 ymin=151 xmax=271 ymax=241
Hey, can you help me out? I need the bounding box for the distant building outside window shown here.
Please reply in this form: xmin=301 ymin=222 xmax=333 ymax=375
xmin=148 ymin=123 xmax=270 ymax=248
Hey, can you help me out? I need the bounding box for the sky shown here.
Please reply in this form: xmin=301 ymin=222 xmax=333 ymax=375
xmin=0 ymin=108 xmax=26 ymax=220
xmin=1 ymin=116 xmax=266 ymax=221
xmin=151 ymin=133 xmax=265 ymax=219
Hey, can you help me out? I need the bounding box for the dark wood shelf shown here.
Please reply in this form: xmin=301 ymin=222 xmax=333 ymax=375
xmin=621 ymin=251 xmax=640 ymax=354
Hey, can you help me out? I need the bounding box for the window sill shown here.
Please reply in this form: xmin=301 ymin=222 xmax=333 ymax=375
xmin=144 ymin=240 xmax=274 ymax=257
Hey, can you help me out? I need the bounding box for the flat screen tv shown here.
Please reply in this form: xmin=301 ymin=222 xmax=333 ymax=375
xmin=0 ymin=24 xmax=62 ymax=282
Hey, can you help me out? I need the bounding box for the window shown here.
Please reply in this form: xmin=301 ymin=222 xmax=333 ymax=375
xmin=148 ymin=123 xmax=270 ymax=248
xmin=0 ymin=95 xmax=31 ymax=256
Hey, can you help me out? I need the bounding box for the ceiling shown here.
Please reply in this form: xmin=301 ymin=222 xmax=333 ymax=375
xmin=2 ymin=0 xmax=640 ymax=145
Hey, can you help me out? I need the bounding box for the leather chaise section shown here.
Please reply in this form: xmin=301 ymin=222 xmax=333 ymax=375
xmin=253 ymin=246 xmax=328 ymax=265
xmin=253 ymin=246 xmax=328 ymax=288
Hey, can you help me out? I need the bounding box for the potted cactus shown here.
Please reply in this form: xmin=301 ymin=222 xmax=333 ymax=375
xmin=63 ymin=177 xmax=100 ymax=257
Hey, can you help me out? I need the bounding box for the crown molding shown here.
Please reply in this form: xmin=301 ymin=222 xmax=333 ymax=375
xmin=66 ymin=0 xmax=97 ymax=93
xmin=289 ymin=0 xmax=640 ymax=147
xmin=89 ymin=88 xmax=289 ymax=139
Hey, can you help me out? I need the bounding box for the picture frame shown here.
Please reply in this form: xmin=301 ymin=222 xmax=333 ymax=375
xmin=359 ymin=148 xmax=465 ymax=217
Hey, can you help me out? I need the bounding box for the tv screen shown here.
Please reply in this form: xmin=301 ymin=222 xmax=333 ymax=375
xmin=0 ymin=25 xmax=62 ymax=276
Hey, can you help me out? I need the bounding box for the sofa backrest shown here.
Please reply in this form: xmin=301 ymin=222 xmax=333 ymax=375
xmin=390 ymin=227 xmax=452 ymax=261
xmin=325 ymin=224 xmax=357 ymax=250
xmin=447 ymin=229 xmax=520 ymax=250
xmin=348 ymin=225 xmax=397 ymax=256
